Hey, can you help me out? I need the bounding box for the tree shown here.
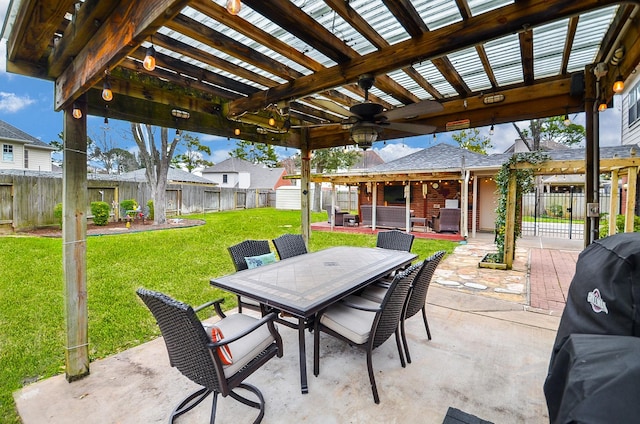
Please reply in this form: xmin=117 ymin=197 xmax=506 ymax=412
xmin=309 ymin=147 xmax=360 ymax=211
xmin=130 ymin=124 xmax=180 ymax=225
xmin=512 ymin=116 xmax=585 ymax=150
xmin=452 ymin=128 xmax=492 ymax=154
xmin=110 ymin=148 xmax=141 ymax=173
xmin=229 ymin=140 xmax=278 ymax=168
xmin=50 ymin=132 xmax=95 ymax=166
xmin=171 ymin=133 xmax=213 ymax=173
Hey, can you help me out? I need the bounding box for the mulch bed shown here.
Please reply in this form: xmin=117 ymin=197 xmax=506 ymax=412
xmin=21 ymin=218 xmax=205 ymax=237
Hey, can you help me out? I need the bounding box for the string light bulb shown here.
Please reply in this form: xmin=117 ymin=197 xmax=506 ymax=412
xmin=598 ymin=99 xmax=608 ymax=112
xmin=72 ymin=103 xmax=82 ymax=119
xmin=226 ymin=0 xmax=241 ymax=15
xmin=268 ymin=115 xmax=276 ymax=126
xmin=143 ymin=45 xmax=156 ymax=71
xmin=563 ymin=114 xmax=571 ymax=126
xmin=234 ymin=128 xmax=241 ymax=136
xmin=489 ymin=124 xmax=495 ymax=136
xmin=613 ymin=74 xmax=624 ymax=94
xmin=102 ymin=79 xmax=113 ymax=102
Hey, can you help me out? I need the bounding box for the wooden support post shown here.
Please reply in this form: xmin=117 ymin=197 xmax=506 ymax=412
xmin=300 ymin=131 xmax=311 ymax=245
xmin=63 ymin=100 xmax=89 ymax=381
xmin=609 ymin=169 xmax=619 ymax=236
xmin=504 ymin=170 xmax=517 ymax=270
xmin=625 ymin=167 xmax=638 ymax=232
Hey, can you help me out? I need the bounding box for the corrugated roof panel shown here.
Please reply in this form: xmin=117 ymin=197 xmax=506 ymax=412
xmin=567 ymin=6 xmax=618 ymax=72
xmin=387 ymin=70 xmax=431 ymax=101
xmin=414 ymin=0 xmax=462 ymax=30
xmin=467 ymin=0 xmax=514 ymax=16
xmin=448 ymin=48 xmax=492 ymax=92
xmin=533 ymin=19 xmax=569 ymax=78
xmin=350 ymin=0 xmax=410 ymax=45
xmin=483 ymin=34 xmax=523 ymax=86
xmin=412 ymin=61 xmax=456 ymax=97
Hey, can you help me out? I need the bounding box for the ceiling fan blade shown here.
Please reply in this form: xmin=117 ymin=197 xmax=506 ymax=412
xmin=386 ymin=122 xmax=436 ymax=134
xmin=311 ymin=99 xmax=354 ymax=117
xmin=378 ymin=99 xmax=443 ymax=121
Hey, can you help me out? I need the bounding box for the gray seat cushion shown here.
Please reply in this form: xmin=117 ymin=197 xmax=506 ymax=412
xmin=319 ymin=296 xmax=380 ymax=344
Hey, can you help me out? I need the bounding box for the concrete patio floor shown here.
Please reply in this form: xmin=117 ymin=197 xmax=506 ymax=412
xmin=15 ymin=234 xmax=581 ymax=423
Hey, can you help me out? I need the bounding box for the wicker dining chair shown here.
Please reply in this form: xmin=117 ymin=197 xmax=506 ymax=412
xmin=313 ymin=263 xmax=419 ymax=403
xmin=272 ymin=234 xmax=308 ymax=260
xmin=376 ymin=230 xmax=415 ymax=252
xmin=227 ymin=240 xmax=272 ymax=313
xmin=136 ymin=288 xmax=283 ymax=423
xmin=361 ymin=251 xmax=446 ymax=363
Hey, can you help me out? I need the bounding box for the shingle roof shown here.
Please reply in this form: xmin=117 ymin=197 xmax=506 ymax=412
xmin=202 ymin=157 xmax=287 ymax=190
xmin=0 ymin=120 xmax=53 ymax=149
xmin=120 ymin=168 xmax=216 ymax=185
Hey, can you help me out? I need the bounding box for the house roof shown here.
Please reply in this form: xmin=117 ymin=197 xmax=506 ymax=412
xmin=309 ymin=142 xmax=640 ymax=183
xmin=202 ymin=157 xmax=287 ymax=190
xmin=0 ymin=120 xmax=55 ymax=150
xmin=350 ymin=150 xmax=385 ymax=170
xmin=120 ymin=168 xmax=216 ymax=185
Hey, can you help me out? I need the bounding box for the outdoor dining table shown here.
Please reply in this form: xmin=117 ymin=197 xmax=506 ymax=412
xmin=210 ymin=245 xmax=417 ymax=394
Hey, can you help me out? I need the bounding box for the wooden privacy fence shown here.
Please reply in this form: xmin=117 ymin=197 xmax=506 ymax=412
xmin=0 ymin=171 xmax=275 ymax=233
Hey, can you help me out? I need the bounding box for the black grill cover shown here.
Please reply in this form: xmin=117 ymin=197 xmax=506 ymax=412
xmin=544 ymin=334 xmax=640 ymax=423
xmin=544 ymin=233 xmax=640 ymax=423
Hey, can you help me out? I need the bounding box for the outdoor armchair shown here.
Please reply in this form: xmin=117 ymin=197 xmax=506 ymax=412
xmin=272 ymin=234 xmax=308 ymax=260
xmin=227 ymin=240 xmax=273 ymax=313
xmin=432 ymin=208 xmax=461 ymax=233
xmin=136 ymin=288 xmax=283 ymax=424
xmin=313 ymin=264 xmax=417 ymax=403
xmin=376 ymin=229 xmax=415 ymax=252
xmin=361 ymin=251 xmax=446 ymax=363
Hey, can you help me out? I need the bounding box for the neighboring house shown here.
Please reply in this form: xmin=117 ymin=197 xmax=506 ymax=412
xmin=0 ymin=120 xmax=54 ymax=172
xmin=201 ymin=157 xmax=291 ymax=190
xmin=622 ymin=68 xmax=640 ymax=147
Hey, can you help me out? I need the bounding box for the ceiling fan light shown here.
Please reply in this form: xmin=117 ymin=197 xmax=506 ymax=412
xmin=351 ymin=125 xmax=378 ymax=150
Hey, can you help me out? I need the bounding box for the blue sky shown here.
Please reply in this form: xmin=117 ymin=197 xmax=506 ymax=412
xmin=0 ymin=1 xmax=623 ymax=165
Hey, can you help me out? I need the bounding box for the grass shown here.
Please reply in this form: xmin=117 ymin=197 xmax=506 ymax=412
xmin=0 ymin=208 xmax=457 ymax=423
xmin=522 ymin=215 xmax=585 ymax=224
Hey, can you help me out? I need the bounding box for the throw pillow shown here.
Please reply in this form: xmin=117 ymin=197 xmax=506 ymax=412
xmin=210 ymin=326 xmax=233 ymax=365
xmin=245 ymin=252 xmax=276 ymax=269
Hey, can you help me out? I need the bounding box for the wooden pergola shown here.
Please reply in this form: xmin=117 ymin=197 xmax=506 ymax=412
xmin=3 ymin=0 xmax=640 ymax=379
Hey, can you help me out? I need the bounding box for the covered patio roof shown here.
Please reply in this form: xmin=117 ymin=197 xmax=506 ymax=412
xmin=2 ymin=1 xmax=640 ymax=150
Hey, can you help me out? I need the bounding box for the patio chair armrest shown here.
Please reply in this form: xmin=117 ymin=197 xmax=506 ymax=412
xmin=208 ymin=311 xmax=280 ymax=347
xmin=194 ymin=298 xmax=227 ymax=319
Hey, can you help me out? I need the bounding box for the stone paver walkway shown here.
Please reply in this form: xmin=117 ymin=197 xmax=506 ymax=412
xmin=433 ymin=234 xmax=582 ymax=315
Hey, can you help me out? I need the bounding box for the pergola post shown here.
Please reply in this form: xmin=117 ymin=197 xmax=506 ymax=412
xmin=300 ymin=134 xmax=311 ymax=245
xmin=62 ymin=100 xmax=89 ymax=381
xmin=584 ymin=64 xmax=598 ymax=247
xmin=504 ymin=170 xmax=517 ymax=269
xmin=625 ymin=167 xmax=638 ymax=232
xmin=609 ymin=169 xmax=619 ymax=235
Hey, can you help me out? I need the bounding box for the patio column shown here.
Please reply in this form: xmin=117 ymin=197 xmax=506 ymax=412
xmin=584 ymin=64 xmax=599 ymax=247
xmin=405 ymin=182 xmax=411 ymax=233
xmin=372 ymin=183 xmax=377 ymax=230
xmin=62 ymin=99 xmax=89 ymax=381
xmin=471 ymin=173 xmax=478 ymax=238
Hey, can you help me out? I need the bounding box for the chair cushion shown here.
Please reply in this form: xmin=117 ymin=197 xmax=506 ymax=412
xmin=320 ymin=297 xmax=379 ymax=344
xmin=245 ymin=252 xmax=276 ymax=269
xmin=209 ymin=314 xmax=276 ymax=377
xmin=360 ymin=285 xmax=388 ymax=303
xmin=210 ymin=326 xmax=233 ymax=365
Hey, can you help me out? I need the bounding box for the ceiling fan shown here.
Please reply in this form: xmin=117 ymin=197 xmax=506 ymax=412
xmin=308 ymin=74 xmax=443 ymax=149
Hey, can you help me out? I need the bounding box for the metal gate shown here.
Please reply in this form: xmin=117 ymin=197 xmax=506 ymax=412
xmin=522 ymin=188 xmax=585 ymax=240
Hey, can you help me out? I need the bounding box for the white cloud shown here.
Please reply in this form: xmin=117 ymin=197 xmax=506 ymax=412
xmin=375 ymin=142 xmax=421 ymax=161
xmin=211 ymin=148 xmax=231 ymax=164
xmin=0 ymin=91 xmax=35 ymax=112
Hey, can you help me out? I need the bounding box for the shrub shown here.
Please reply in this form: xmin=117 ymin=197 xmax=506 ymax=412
xmin=146 ymin=199 xmax=154 ymax=220
xmin=600 ymin=214 xmax=640 ymax=237
xmin=547 ymin=204 xmax=564 ymax=218
xmin=120 ymin=199 xmax=138 ymax=217
xmin=90 ymin=201 xmax=111 ymax=226
xmin=54 ymin=202 xmax=63 ymax=228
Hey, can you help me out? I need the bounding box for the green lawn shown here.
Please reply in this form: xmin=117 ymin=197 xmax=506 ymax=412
xmin=0 ymin=208 xmax=457 ymax=423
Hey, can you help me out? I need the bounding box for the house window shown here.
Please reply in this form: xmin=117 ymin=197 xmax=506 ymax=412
xmin=24 ymin=149 xmax=29 ymax=168
xmin=2 ymin=144 xmax=13 ymax=162
xmin=630 ymin=81 xmax=640 ymax=127
xmin=222 ymin=174 xmax=228 ymax=184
